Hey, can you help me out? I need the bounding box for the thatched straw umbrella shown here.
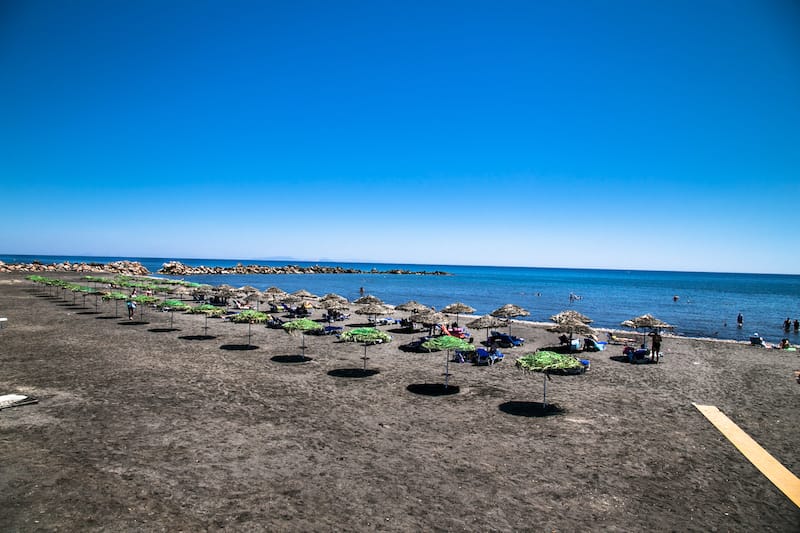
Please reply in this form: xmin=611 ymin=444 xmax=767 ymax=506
xmin=491 ymin=304 xmax=530 ymax=336
xmin=441 ymin=302 xmax=476 ymax=326
xmin=466 ymin=314 xmax=508 ymax=340
xmin=320 ymin=293 xmax=349 ymax=304
xmin=622 ymin=313 xmax=673 ymax=330
xmin=396 ymin=300 xmax=432 ymax=313
xmin=321 ymin=299 xmax=350 ymax=322
xmin=547 ymin=318 xmax=597 ymax=351
xmin=355 ymin=302 xmax=393 ymax=325
xmin=550 ymin=310 xmax=593 ymax=324
xmin=263 ymin=286 xmax=287 ymax=308
xmin=265 ymin=286 xmax=286 ymax=297
xmin=354 ymin=294 xmax=383 ymax=305
xmin=292 ymin=289 xmax=318 ymax=299
xmin=233 ymin=286 xmax=261 ymax=310
xmin=411 ymin=310 xmax=449 ymax=336
xmin=621 ymin=314 xmax=674 ymax=349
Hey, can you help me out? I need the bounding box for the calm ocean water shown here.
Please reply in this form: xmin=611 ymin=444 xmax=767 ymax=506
xmin=3 ymin=254 xmax=799 ymax=343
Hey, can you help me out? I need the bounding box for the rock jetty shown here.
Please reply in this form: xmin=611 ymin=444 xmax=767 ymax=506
xmin=0 ymin=260 xmax=150 ymax=276
xmin=158 ymin=261 xmax=450 ymax=276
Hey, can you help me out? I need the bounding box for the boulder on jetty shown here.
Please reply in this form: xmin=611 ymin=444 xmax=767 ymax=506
xmin=158 ymin=261 xmax=449 ymax=276
xmin=0 ymin=260 xmax=149 ymax=276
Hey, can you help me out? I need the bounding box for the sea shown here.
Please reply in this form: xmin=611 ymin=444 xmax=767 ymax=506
xmin=3 ymin=254 xmax=799 ymax=344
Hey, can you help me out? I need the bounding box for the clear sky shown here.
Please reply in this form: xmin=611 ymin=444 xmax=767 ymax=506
xmin=1 ymin=1 xmax=798 ymax=274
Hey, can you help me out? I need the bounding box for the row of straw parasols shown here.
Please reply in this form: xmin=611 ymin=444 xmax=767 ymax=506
xmin=183 ymin=284 xmax=674 ymax=341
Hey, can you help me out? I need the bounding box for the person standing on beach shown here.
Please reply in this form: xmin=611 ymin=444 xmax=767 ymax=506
xmin=650 ymin=331 xmax=662 ymax=362
xmin=737 ymin=313 xmax=743 ymax=328
xmin=127 ymin=289 xmax=138 ymax=320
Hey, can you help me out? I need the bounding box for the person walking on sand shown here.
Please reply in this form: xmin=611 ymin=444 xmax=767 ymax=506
xmin=126 ymin=289 xmax=138 ymax=320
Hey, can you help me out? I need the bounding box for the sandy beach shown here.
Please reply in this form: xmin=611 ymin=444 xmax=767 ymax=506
xmin=1 ymin=273 xmax=798 ymax=532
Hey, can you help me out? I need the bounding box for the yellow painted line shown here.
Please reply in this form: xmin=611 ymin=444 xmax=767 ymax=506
xmin=693 ymin=403 xmax=800 ymax=507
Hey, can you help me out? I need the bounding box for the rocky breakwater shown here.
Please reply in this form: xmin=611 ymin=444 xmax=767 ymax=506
xmin=0 ymin=260 xmax=150 ymax=276
xmin=159 ymin=261 xmax=450 ymax=276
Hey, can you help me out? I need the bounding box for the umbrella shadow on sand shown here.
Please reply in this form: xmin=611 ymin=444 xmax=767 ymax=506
xmin=406 ymin=383 xmax=461 ymax=396
xmin=271 ymin=354 xmax=313 ymax=363
xmin=179 ymin=334 xmax=217 ymax=341
xmin=609 ymin=355 xmax=631 ymax=363
xmin=220 ymin=343 xmax=259 ymax=351
xmin=328 ymin=368 xmax=380 ymax=379
xmin=499 ymin=401 xmax=564 ymax=417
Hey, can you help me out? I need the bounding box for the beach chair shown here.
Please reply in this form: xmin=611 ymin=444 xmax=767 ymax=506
xmin=623 ymin=346 xmax=653 ymax=363
xmin=488 ymin=331 xmax=524 ymax=347
xmin=266 ymin=316 xmax=285 ymax=328
xmin=475 ymin=348 xmax=503 ymax=365
xmin=440 ymin=323 xmax=467 ymax=339
xmin=232 ymin=299 xmax=252 ymax=310
xmin=451 ymin=326 xmax=470 ymax=338
xmin=607 ymin=332 xmax=635 ymax=345
xmin=582 ymin=338 xmax=607 ymax=351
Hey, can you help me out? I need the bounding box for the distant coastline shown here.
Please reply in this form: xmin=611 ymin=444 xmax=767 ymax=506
xmin=157 ymin=261 xmax=451 ymax=276
xmin=0 ymin=258 xmax=451 ymax=277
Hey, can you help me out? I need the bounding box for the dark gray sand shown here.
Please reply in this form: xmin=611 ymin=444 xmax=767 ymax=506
xmin=1 ymin=274 xmax=798 ymax=531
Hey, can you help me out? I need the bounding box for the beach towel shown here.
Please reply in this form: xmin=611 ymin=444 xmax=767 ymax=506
xmin=0 ymin=394 xmax=39 ymax=410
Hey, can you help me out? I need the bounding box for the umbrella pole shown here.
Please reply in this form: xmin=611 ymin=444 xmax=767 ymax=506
xmin=363 ymin=343 xmax=368 ymax=370
xmin=247 ymin=321 xmax=252 ymax=346
xmin=203 ymin=313 xmax=209 ymax=335
xmin=445 ymin=350 xmax=451 ymax=388
xmin=170 ymin=309 xmax=174 ymax=328
xmin=543 ymin=372 xmax=548 ymax=407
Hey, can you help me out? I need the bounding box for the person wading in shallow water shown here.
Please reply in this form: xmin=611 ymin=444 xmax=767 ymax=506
xmin=737 ymin=313 xmax=743 ymax=328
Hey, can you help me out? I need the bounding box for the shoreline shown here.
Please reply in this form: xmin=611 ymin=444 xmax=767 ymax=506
xmin=4 ymin=258 xmax=798 ymax=346
xmin=5 ymin=269 xmax=790 ymax=349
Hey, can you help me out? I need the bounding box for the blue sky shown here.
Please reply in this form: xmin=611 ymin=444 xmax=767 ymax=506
xmin=1 ymin=1 xmax=798 ymax=274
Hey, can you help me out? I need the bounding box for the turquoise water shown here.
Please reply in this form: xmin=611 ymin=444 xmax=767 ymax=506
xmin=3 ymin=254 xmax=799 ymax=343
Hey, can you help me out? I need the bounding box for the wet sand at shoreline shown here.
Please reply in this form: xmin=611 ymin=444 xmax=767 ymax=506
xmin=1 ymin=273 xmax=798 ymax=531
